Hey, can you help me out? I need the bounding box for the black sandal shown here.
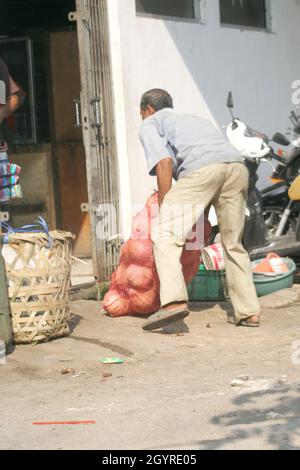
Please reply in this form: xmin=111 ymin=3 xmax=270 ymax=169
xmin=143 ymin=308 xmax=190 ymax=331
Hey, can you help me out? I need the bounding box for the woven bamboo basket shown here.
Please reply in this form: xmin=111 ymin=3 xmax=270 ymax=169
xmin=4 ymin=230 xmax=74 ymax=344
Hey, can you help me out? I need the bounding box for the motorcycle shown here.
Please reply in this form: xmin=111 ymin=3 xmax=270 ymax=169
xmin=261 ymin=110 xmax=300 ymax=239
xmin=210 ymin=92 xmax=300 ymax=260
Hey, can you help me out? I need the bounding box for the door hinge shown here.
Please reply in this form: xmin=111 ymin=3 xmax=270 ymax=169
xmin=80 ymin=203 xmax=90 ymax=213
xmin=91 ymin=98 xmax=102 ymax=129
xmin=68 ymin=11 xmax=89 ymax=22
xmin=73 ymin=99 xmax=82 ymax=128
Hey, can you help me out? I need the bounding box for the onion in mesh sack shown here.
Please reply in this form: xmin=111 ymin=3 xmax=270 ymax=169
xmin=126 ymin=264 xmax=155 ymax=290
xmin=126 ymin=238 xmax=154 ymax=268
xmin=127 ymin=287 xmax=160 ymax=315
xmin=103 ymin=290 xmax=131 ymax=317
xmin=114 ymin=264 xmax=130 ymax=290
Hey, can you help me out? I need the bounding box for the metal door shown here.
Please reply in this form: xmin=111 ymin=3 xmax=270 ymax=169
xmin=69 ymin=0 xmax=120 ymax=281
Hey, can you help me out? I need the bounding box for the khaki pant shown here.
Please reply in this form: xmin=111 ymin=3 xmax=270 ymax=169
xmin=152 ymin=162 xmax=260 ymax=323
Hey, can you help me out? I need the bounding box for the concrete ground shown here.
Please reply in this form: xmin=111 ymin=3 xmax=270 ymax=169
xmin=1 ymin=289 xmax=300 ymax=450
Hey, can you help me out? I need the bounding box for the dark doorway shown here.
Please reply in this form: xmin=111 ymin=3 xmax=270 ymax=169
xmin=0 ymin=0 xmax=92 ymax=257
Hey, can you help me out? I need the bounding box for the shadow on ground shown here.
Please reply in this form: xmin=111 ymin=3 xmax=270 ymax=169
xmin=190 ymin=301 xmax=235 ymax=324
xmin=197 ymin=383 xmax=300 ymax=450
xmin=68 ymin=314 xmax=82 ymax=334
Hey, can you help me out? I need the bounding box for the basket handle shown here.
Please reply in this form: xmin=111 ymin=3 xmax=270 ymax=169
xmin=0 ymin=216 xmax=53 ymax=248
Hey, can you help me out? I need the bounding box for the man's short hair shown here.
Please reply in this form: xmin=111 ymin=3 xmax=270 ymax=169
xmin=140 ymin=89 xmax=173 ymax=112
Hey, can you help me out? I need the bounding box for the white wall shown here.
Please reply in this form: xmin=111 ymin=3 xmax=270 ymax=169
xmin=108 ymin=0 xmax=300 ymax=238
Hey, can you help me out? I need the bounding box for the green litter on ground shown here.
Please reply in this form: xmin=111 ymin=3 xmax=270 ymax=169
xmin=100 ymin=358 xmax=124 ymax=364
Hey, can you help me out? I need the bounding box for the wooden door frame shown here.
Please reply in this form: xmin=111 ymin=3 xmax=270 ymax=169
xmin=69 ymin=0 xmax=121 ymax=281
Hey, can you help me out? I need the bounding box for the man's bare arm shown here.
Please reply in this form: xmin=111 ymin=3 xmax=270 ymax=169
xmin=156 ymin=157 xmax=173 ymax=206
xmin=0 ymin=91 xmax=25 ymax=122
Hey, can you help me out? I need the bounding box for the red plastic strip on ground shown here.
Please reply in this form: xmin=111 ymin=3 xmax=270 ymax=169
xmin=32 ymin=421 xmax=96 ymax=425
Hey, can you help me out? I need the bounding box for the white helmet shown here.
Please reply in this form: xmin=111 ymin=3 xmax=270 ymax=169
xmin=227 ymin=119 xmax=271 ymax=160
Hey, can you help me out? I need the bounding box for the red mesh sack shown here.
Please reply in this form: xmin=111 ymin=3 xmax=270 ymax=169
xmin=103 ymin=193 xmax=211 ymax=317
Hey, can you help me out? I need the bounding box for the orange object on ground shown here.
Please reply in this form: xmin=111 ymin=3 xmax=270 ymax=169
xmin=252 ymin=258 xmax=273 ymax=274
xmin=253 ymin=253 xmax=289 ymax=274
xmin=103 ymin=192 xmax=211 ymax=317
xmin=267 ymin=253 xmax=289 ymax=274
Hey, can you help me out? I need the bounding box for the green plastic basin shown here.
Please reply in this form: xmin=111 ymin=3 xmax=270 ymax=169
xmin=188 ymin=258 xmax=296 ymax=302
xmin=187 ymin=268 xmax=227 ymax=302
xmin=252 ymin=258 xmax=296 ymax=297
